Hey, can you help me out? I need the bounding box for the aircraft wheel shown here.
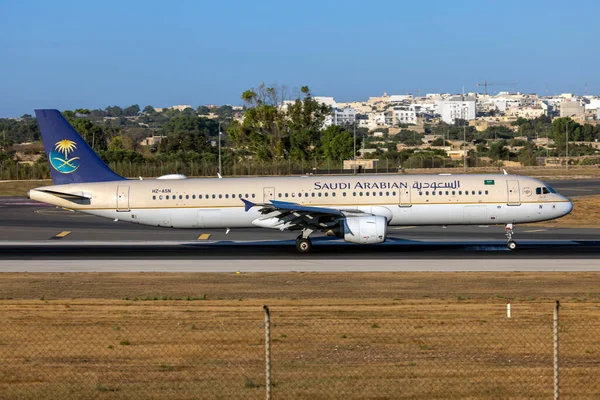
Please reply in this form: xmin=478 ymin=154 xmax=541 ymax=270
xmin=507 ymin=241 xmax=517 ymax=251
xmin=296 ymin=238 xmax=312 ymax=253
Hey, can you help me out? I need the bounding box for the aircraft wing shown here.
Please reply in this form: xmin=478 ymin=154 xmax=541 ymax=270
xmin=241 ymin=198 xmax=362 ymax=232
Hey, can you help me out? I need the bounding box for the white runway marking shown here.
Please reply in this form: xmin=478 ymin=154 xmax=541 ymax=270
xmin=1 ymin=259 xmax=599 ymax=272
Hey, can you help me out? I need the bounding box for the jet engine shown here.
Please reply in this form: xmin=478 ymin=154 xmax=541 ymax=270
xmin=334 ymin=215 xmax=388 ymax=244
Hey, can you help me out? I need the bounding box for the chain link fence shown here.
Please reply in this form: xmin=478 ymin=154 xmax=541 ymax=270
xmin=1 ymin=300 xmax=599 ymax=399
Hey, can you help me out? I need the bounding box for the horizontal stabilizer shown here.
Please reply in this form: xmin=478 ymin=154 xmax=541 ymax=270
xmin=36 ymin=189 xmax=92 ymax=199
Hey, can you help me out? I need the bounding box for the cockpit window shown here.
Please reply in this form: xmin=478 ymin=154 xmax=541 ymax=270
xmin=545 ymin=185 xmax=556 ymax=194
xmin=542 ymin=187 xmax=550 ymax=194
xmin=536 ymin=188 xmax=542 ymax=195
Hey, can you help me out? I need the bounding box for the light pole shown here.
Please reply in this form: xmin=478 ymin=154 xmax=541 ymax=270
xmin=463 ymin=119 xmax=467 ymax=172
xmin=353 ymin=121 xmax=356 ymax=173
xmin=218 ymin=121 xmax=222 ymax=176
xmin=565 ymin=120 xmax=569 ymax=170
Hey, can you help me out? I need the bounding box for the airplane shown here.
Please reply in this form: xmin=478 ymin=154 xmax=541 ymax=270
xmin=28 ymin=109 xmax=573 ymax=253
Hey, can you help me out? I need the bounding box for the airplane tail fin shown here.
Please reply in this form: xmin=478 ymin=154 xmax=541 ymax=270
xmin=34 ymin=109 xmax=125 ymax=185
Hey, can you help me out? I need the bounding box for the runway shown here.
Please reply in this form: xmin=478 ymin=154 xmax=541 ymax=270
xmin=0 ymin=178 xmax=598 ymax=271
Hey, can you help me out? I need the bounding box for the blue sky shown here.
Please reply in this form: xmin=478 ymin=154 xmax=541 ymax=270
xmin=1 ymin=0 xmax=598 ymax=117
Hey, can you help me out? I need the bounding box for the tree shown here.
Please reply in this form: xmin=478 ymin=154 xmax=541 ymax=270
xmin=228 ymin=84 xmax=288 ymax=161
xmin=196 ymin=106 xmax=210 ymax=115
xmin=143 ymin=105 xmax=155 ymax=115
xmin=318 ymin=125 xmax=354 ymax=161
xmin=489 ymin=140 xmax=509 ymax=161
xmin=287 ymin=88 xmax=331 ymax=161
xmin=105 ymin=106 xmax=123 ymax=117
xmin=123 ymin=105 xmax=140 ymax=117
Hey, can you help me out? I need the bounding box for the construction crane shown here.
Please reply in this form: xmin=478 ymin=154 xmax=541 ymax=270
xmin=476 ymin=81 xmax=518 ymax=95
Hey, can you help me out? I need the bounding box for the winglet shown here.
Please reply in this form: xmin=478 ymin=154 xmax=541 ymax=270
xmin=241 ymin=198 xmax=255 ymax=212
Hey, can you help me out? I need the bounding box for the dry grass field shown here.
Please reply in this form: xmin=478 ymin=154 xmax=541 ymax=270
xmin=1 ymin=272 xmax=600 ymax=399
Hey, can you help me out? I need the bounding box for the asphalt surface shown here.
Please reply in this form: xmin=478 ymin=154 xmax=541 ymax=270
xmin=0 ymin=178 xmax=598 ymax=266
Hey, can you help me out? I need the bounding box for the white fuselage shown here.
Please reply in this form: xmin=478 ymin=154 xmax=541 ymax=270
xmin=29 ymin=174 xmax=573 ymax=229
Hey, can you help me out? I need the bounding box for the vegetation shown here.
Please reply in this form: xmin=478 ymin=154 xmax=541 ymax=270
xmin=1 ymin=93 xmax=600 ymax=179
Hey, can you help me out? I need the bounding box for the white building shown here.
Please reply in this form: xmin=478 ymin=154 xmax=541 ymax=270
xmin=324 ymin=107 xmax=356 ymax=127
xmin=393 ymin=108 xmax=417 ymax=125
xmin=437 ymin=96 xmax=476 ymax=124
xmin=313 ymin=96 xmax=337 ymax=108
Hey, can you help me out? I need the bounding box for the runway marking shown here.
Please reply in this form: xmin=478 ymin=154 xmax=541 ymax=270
xmin=197 ymin=234 xmax=211 ymax=240
xmin=523 ymin=229 xmax=547 ymax=233
xmin=52 ymin=231 xmax=72 ymax=239
xmin=392 ymin=226 xmax=416 ymax=230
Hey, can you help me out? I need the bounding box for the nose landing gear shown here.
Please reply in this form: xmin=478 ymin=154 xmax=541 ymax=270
xmin=505 ymin=224 xmax=517 ymax=250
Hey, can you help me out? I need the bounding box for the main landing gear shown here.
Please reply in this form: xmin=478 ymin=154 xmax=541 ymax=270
xmin=295 ymin=229 xmax=314 ymax=253
xmin=505 ymin=223 xmax=517 ymax=250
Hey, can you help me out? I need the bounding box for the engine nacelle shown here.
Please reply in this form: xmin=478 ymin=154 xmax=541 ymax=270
xmin=340 ymin=215 xmax=387 ymax=244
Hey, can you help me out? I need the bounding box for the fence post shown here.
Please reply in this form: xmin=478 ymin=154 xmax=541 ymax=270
xmin=263 ymin=305 xmax=272 ymax=400
xmin=554 ymin=300 xmax=560 ymax=400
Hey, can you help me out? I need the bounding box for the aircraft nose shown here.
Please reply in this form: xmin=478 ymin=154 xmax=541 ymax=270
xmin=562 ymin=199 xmax=573 ymax=216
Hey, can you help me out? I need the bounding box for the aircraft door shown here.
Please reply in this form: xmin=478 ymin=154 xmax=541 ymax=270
xmin=263 ymin=187 xmax=275 ymax=203
xmin=507 ymin=180 xmax=521 ymax=206
xmin=399 ymin=186 xmax=411 ymax=207
xmin=117 ymin=186 xmax=130 ymax=212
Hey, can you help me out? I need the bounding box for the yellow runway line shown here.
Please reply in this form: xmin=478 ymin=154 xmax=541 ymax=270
xmin=197 ymin=234 xmax=211 ymax=240
xmin=52 ymin=231 xmax=72 ymax=239
xmin=523 ymin=229 xmax=547 ymax=233
xmin=392 ymin=226 xmax=417 ymax=230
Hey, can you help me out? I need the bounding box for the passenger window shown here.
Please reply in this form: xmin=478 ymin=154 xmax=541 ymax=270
xmin=312 ymin=193 xmax=315 ymax=197
xmin=425 ymin=191 xmax=429 ymax=195
xmin=353 ymin=192 xmax=356 ymax=196
xmin=359 ymin=192 xmax=363 ymax=196
xmin=179 ymin=195 xmax=182 ymax=199
xmin=386 ymin=191 xmax=389 ymax=196
xmin=432 ymin=191 xmax=436 ymax=196
xmin=452 ymin=191 xmax=455 ymax=195
xmin=343 ymin=192 xmax=347 ymax=197
xmin=298 ymin=193 xmax=302 ymax=197
xmin=478 ymin=191 xmax=482 ymax=195
xmin=485 ymin=190 xmax=488 ymax=195
xmin=166 ymin=195 xmax=170 ymax=200
xmin=445 ymin=191 xmax=449 ymax=195
xmin=225 ymin=194 xmax=229 ymax=199
xmin=152 ymin=195 xmax=156 ymax=200
xmin=465 ymin=191 xmax=468 ymax=196
xmin=218 ymin=194 xmax=222 ymax=199
xmin=392 ymin=192 xmax=396 ymax=196
xmin=245 ymin=193 xmax=249 ymax=198
xmin=366 ymin=192 xmax=370 ymax=196
xmin=252 ymin=194 xmax=255 ymax=198
xmin=332 ymin=192 xmax=336 ymax=197
xmin=373 ymin=192 xmax=376 ymax=196
xmin=325 ymin=192 xmax=329 ymax=197
xmin=459 ymin=191 xmax=462 ymax=195
xmin=285 ymin=193 xmax=289 ymax=197
xmin=305 ymin=193 xmax=308 ymax=197
xmin=419 ymin=192 xmax=423 ymax=196
xmin=472 ymin=191 xmax=475 ymax=195
xmin=185 ymin=195 xmax=189 ymax=199
xmin=192 ymin=195 xmax=196 ymax=199
xmin=159 ymin=195 xmax=163 ymax=200
xmin=278 ymin=193 xmax=282 ymax=198
xmin=318 ymin=193 xmax=322 ymax=197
